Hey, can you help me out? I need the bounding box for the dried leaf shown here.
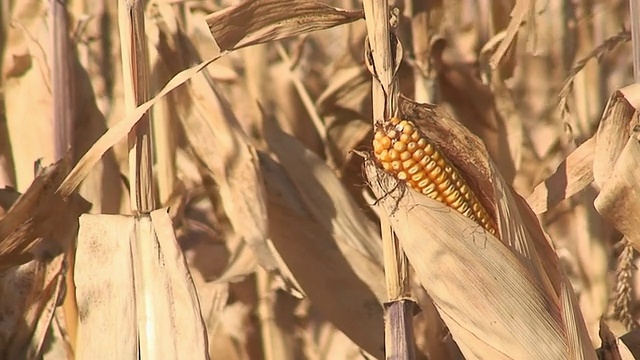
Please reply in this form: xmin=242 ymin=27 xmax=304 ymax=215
xmin=265 ymin=121 xmax=382 ymax=264
xmin=594 ymin=137 xmax=640 ymax=251
xmin=75 ymin=215 xmax=137 ymax=359
xmin=149 ymin=24 xmax=277 ymax=276
xmin=57 ymin=53 xmax=224 ymax=197
xmin=592 ymin=84 xmax=640 ymax=251
xmin=365 ymin=157 xmax=595 ymax=359
xmin=2 ymin=0 xmax=55 ymax=190
xmin=365 ymin=95 xmax=594 ymax=359
xmin=0 ymin=254 xmax=65 ymax=359
xmin=593 ymin=85 xmax=639 ymax=187
xmin=526 ymin=137 xmax=595 ymax=214
xmin=489 ymin=0 xmax=535 ymax=68
xmin=260 ymin=150 xmax=385 ymax=359
xmin=0 ymin=159 xmax=89 ymax=269
xmin=75 ymin=211 xmax=209 ymax=359
xmin=206 ymin=0 xmax=364 ymax=51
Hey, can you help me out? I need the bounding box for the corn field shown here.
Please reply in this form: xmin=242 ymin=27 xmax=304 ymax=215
xmin=1 ymin=0 xmax=640 ymax=359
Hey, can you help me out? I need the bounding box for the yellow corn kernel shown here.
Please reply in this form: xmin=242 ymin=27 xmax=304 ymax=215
xmin=411 ymin=171 xmax=425 ymax=182
xmin=442 ymin=183 xmax=455 ymax=198
xmin=437 ymin=178 xmax=451 ymax=192
xmin=378 ymin=149 xmax=389 ymax=162
xmin=431 ymin=150 xmax=441 ymax=162
xmin=425 ymin=159 xmax=437 ymax=172
xmin=393 ymin=141 xmax=407 ymax=152
xmin=417 ymin=178 xmax=430 ymax=188
xmin=422 ymin=182 xmax=437 ymax=195
xmin=424 ymin=143 xmax=434 ymax=156
xmin=432 ymin=168 xmax=445 ymax=182
xmin=403 ymin=158 xmax=416 ymax=169
xmin=449 ymin=193 xmax=463 ymax=209
xmin=407 ymin=164 xmax=421 ymax=176
xmin=380 ymin=136 xmax=391 ymax=149
xmin=407 ymin=142 xmax=418 ymax=153
xmin=391 ymin=160 xmax=402 ymax=171
xmin=412 ymin=149 xmax=425 ymax=161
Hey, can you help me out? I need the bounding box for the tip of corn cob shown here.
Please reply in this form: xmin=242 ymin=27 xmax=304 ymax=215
xmin=372 ymin=118 xmax=497 ymax=236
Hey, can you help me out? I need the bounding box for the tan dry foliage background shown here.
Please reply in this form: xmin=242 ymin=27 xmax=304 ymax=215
xmin=0 ymin=0 xmax=640 ymax=359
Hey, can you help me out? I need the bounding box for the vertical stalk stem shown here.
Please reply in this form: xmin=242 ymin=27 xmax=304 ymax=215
xmin=118 ymin=0 xmax=155 ymax=213
xmin=50 ymin=1 xmax=77 ymax=356
xmin=362 ymin=1 xmax=414 ymax=359
xmin=631 ymin=0 xmax=640 ymax=82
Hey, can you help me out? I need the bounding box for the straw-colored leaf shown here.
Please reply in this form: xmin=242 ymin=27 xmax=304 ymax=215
xmin=3 ymin=0 xmax=55 ymax=190
xmin=489 ymin=0 xmax=535 ymax=68
xmin=526 ymin=137 xmax=595 ymax=214
xmin=0 ymin=254 xmax=65 ymax=359
xmin=259 ymin=148 xmax=385 ymax=359
xmin=365 ymin=157 xmax=595 ymax=359
xmin=0 ymin=159 xmax=88 ymax=268
xmin=594 ymin=138 xmax=640 ymax=251
xmin=56 ymin=53 xmax=224 ymax=197
xmin=593 ymin=84 xmax=639 ymax=187
xmin=265 ymin=120 xmax=383 ymax=264
xmin=0 ymin=164 xmax=77 ymax=358
xmin=206 ymin=0 xmax=364 ymax=52
xmin=590 ymin=84 xmax=640 ymax=251
xmin=143 ymin=16 xmax=278 ymax=274
xmin=75 ymin=210 xmax=209 ymax=359
xmin=75 ymin=215 xmax=137 ymax=359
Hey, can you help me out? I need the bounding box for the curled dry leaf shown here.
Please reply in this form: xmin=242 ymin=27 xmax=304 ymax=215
xmin=593 ymin=85 xmax=639 ymax=186
xmin=0 ymin=159 xmax=86 ymax=358
xmin=590 ymin=84 xmax=640 ymax=251
xmin=593 ymin=138 xmax=640 ymax=251
xmin=0 ymin=158 xmax=89 ymax=269
xmin=206 ymin=0 xmax=364 ymax=52
xmin=526 ymin=137 xmax=595 ymax=215
xmin=527 ymin=65 xmax=640 ymax=216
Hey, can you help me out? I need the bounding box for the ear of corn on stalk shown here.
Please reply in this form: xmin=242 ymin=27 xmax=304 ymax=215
xmin=373 ymin=118 xmax=498 ymax=236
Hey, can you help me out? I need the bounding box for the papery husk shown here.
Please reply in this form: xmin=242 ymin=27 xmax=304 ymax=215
xmin=365 ymin=97 xmax=595 ymax=360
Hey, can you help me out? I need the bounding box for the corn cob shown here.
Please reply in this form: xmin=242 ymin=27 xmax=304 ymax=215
xmin=372 ymin=118 xmax=497 ymax=235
